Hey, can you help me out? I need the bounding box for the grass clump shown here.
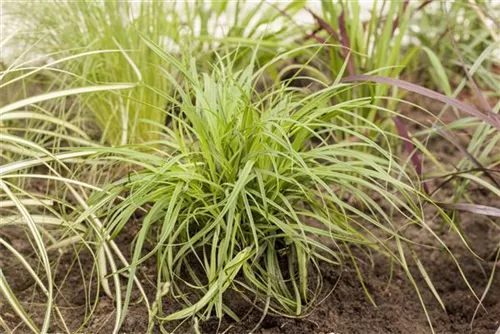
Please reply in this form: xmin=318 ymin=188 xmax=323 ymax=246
xmin=5 ymin=0 xmax=178 ymax=146
xmin=82 ymin=41 xmax=463 ymax=331
xmin=5 ymin=0 xmax=304 ymax=146
xmin=296 ymin=1 xmax=416 ymax=119
xmin=2 ymin=1 xmax=497 ymax=333
xmin=0 ymin=41 xmax=145 ymax=333
xmin=414 ymin=0 xmax=499 ymax=91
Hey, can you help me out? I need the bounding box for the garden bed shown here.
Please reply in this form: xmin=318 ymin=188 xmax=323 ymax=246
xmin=2 ymin=94 xmax=498 ymax=334
xmin=1 ymin=1 xmax=499 ymax=333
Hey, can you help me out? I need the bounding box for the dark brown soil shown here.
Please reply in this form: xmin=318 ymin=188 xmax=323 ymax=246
xmin=1 ymin=92 xmax=499 ymax=334
xmin=3 ymin=211 xmax=498 ymax=334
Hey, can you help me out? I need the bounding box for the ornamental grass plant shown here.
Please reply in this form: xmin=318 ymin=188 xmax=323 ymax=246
xmin=80 ymin=40 xmax=471 ymax=332
xmin=1 ymin=1 xmax=498 ymax=333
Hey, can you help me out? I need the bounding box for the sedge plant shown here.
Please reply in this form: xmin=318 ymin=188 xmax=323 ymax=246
xmin=299 ymin=0 xmax=498 ymax=195
xmin=409 ymin=23 xmax=500 ymax=312
xmin=5 ymin=0 xmax=305 ymax=146
xmin=0 ymin=39 xmax=151 ymax=333
xmin=413 ymin=0 xmax=500 ymax=92
xmin=81 ymin=40 xmax=474 ymax=333
xmin=300 ymin=0 xmax=417 ymax=123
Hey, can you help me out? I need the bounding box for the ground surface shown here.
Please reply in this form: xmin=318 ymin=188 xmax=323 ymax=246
xmin=1 ymin=92 xmax=499 ymax=334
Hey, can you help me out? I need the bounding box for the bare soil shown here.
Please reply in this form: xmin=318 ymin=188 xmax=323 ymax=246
xmin=1 ymin=93 xmax=499 ymax=334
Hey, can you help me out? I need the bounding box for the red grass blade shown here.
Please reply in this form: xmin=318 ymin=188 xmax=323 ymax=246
xmin=416 ymin=0 xmax=434 ymax=11
xmin=341 ymin=75 xmax=500 ymax=131
xmin=338 ymin=9 xmax=355 ymax=76
xmin=446 ymin=28 xmax=492 ymax=113
xmin=393 ymin=116 xmax=428 ymax=193
xmin=392 ymin=0 xmax=410 ymax=36
xmin=307 ymin=8 xmax=341 ymax=41
xmin=438 ymin=202 xmax=500 ymax=218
